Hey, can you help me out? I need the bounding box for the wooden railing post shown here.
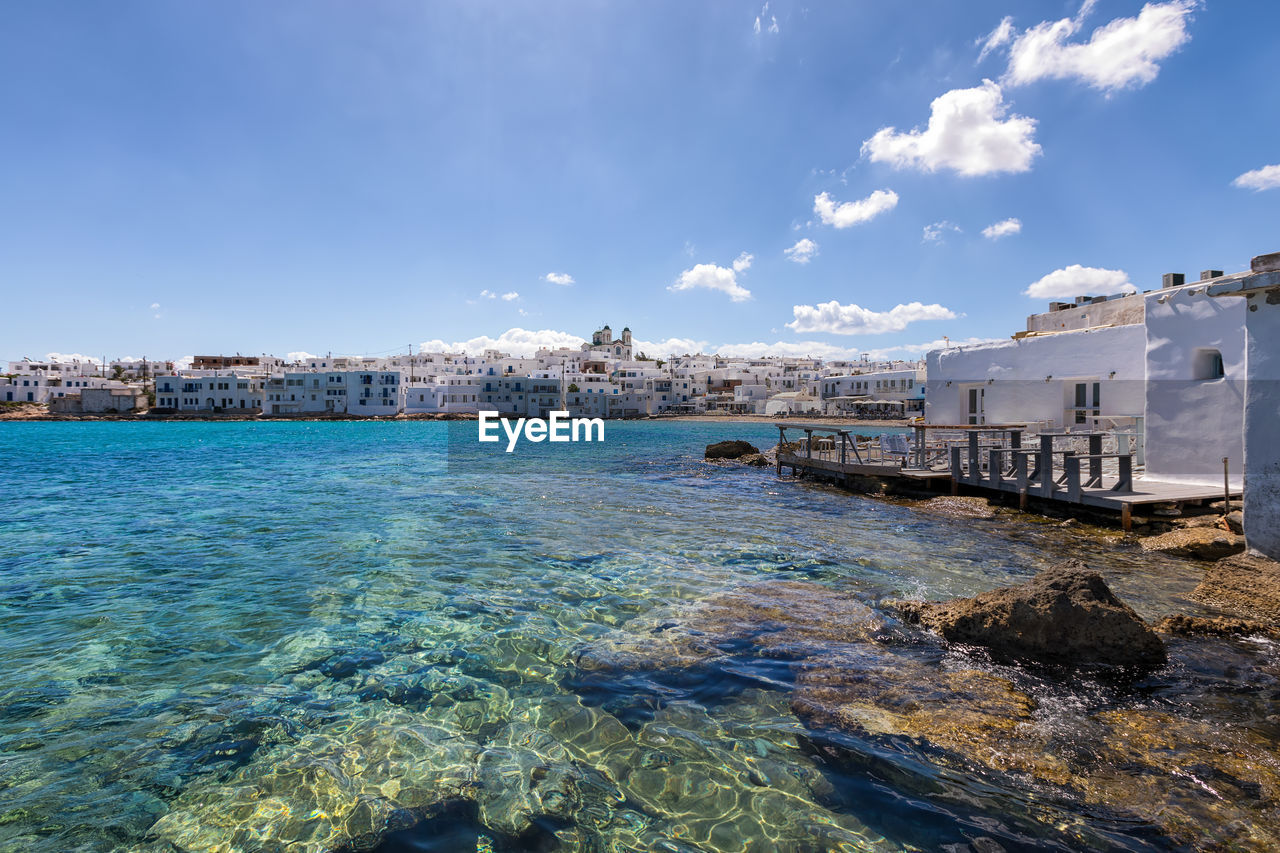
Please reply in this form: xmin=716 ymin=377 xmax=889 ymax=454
xmin=1038 ymin=436 xmax=1056 ymax=498
xmin=1116 ymin=454 xmax=1133 ymax=492
xmin=967 ymin=432 xmax=980 ymax=483
xmin=988 ymin=448 xmax=1004 ymax=488
xmin=1065 ymin=455 xmax=1082 ymax=502
xmin=1087 ymin=434 xmax=1104 ymax=487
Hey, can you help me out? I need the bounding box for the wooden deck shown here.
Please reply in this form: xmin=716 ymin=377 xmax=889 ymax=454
xmin=774 ymin=422 xmax=1239 ymax=529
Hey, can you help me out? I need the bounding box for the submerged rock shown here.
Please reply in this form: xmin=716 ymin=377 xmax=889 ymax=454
xmin=704 ymin=440 xmax=760 ymax=460
xmin=577 ymin=580 xmax=884 ymax=671
xmin=792 ymin=650 xmax=1067 ymax=784
xmin=738 ymin=452 xmax=770 ymax=467
xmin=1194 ymin=552 xmax=1280 ymax=622
xmin=895 ymin=561 xmax=1166 ymax=668
xmin=793 ymin=649 xmax=1280 ymax=851
xmin=1139 ymin=526 xmax=1245 ymax=561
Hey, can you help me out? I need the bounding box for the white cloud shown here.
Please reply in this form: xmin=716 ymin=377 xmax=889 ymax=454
xmin=786 ymin=301 xmax=958 ymax=335
xmin=784 ymin=238 xmax=819 ymax=264
xmin=174 ymin=356 xmax=194 ymax=370
xmin=150 ymin=302 xmax=160 ymax=310
xmin=1233 ymin=164 xmax=1280 ymax=192
xmin=632 ymin=336 xmax=712 ymax=358
xmin=715 ymin=340 xmax=862 ymax=360
xmin=501 ymin=291 xmax=519 ymax=301
xmin=753 ymin=3 xmax=777 ymax=36
xmin=860 ymin=336 xmax=1005 ymax=361
xmin=813 ymin=189 xmax=899 ymax=228
xmin=1024 ymin=264 xmax=1135 ymax=299
xmin=544 ymin=272 xmax=575 ymax=285
xmin=861 ymin=80 xmax=1040 ymax=176
xmin=1002 ymin=1 xmax=1194 ymax=92
xmin=287 ymin=351 xmax=318 ymax=362
xmin=922 ymin=221 xmax=962 ymax=243
xmin=479 ymin=289 xmax=496 ymax=299
xmin=43 ymin=352 xmax=103 ymax=365
xmin=669 ymin=256 xmax=753 ymax=302
xmin=977 ymin=16 xmax=1015 ymax=62
xmin=406 ymin=328 xmax=989 ymax=363
xmin=982 ymin=217 xmax=1022 ymax=239
xmin=418 ymin=328 xmax=589 ymax=357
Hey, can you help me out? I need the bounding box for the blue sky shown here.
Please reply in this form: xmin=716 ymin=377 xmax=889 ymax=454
xmin=2 ymin=0 xmax=1277 ymax=363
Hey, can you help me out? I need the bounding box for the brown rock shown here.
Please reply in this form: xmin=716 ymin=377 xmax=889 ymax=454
xmin=1155 ymin=613 xmax=1275 ymax=638
xmin=1193 ymin=552 xmax=1280 ymax=622
xmin=738 ymin=453 xmax=770 ymax=467
xmin=1139 ymin=527 xmax=1245 ymax=561
xmin=1225 ymin=509 xmax=1245 ymax=534
xmin=895 ymin=561 xmax=1166 ymax=668
xmin=792 ymin=652 xmax=1280 ymax=850
xmin=704 ymin=440 xmax=760 ymax=460
xmin=910 ymin=496 xmax=998 ymax=520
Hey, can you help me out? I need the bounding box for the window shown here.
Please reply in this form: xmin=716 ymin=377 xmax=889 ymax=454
xmin=1193 ymin=348 xmax=1225 ymax=381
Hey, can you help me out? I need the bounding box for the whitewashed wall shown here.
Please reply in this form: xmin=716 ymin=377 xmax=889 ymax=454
xmin=925 ymin=325 xmax=1146 ymax=426
xmin=1240 ymin=287 xmax=1280 ymax=558
xmin=1142 ymin=288 xmax=1246 ymax=487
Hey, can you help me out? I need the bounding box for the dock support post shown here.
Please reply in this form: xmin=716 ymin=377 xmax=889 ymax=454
xmin=1019 ymin=488 xmax=1028 ymax=511
xmin=1122 ymin=503 xmax=1132 ymax=532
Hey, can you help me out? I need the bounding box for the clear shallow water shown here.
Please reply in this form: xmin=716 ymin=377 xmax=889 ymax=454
xmin=1 ymin=421 xmax=1278 ymax=852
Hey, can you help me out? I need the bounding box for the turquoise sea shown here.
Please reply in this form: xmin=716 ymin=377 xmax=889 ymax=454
xmin=2 ymin=421 xmax=1278 ymax=852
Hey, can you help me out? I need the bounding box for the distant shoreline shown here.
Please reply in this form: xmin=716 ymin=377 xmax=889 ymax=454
xmin=0 ymin=407 xmax=913 ymax=429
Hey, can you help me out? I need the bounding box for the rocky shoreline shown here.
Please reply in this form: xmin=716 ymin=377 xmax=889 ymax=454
xmin=708 ymin=437 xmax=1278 ymax=624
xmin=581 ymin=559 xmax=1280 ymax=850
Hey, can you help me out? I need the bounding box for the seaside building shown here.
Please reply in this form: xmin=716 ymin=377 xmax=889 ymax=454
xmin=260 ymin=370 xmax=402 ymax=415
xmin=49 ymin=388 xmax=149 ymax=414
xmin=819 ymin=364 xmax=925 ymax=417
xmin=1203 ymin=252 xmax=1280 ymax=561
xmin=926 ymin=267 xmax=1249 ymax=491
xmin=155 ymin=374 xmax=266 ymax=412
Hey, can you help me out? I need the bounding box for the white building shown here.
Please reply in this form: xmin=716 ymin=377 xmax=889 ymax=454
xmin=155 ymin=375 xmax=266 ymax=412
xmin=820 ymin=365 xmax=925 ymax=416
xmin=262 ymin=371 xmax=402 ymax=415
xmin=926 ymin=268 xmax=1249 ymax=491
xmin=1205 ymin=251 xmax=1280 ymax=560
xmin=926 ymin=326 xmax=1146 ymax=429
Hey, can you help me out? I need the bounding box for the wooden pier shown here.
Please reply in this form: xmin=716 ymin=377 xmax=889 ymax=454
xmin=775 ymin=421 xmax=1240 ymax=529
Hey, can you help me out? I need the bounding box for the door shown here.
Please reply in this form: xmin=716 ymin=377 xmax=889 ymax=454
xmin=966 ymin=386 xmax=985 ymax=425
xmin=1071 ymin=381 xmax=1100 ymax=425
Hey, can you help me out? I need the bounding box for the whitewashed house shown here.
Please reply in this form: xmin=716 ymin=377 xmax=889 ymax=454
xmin=155 ymin=374 xmax=266 ymax=412
xmin=926 ymin=268 xmax=1250 ymax=491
